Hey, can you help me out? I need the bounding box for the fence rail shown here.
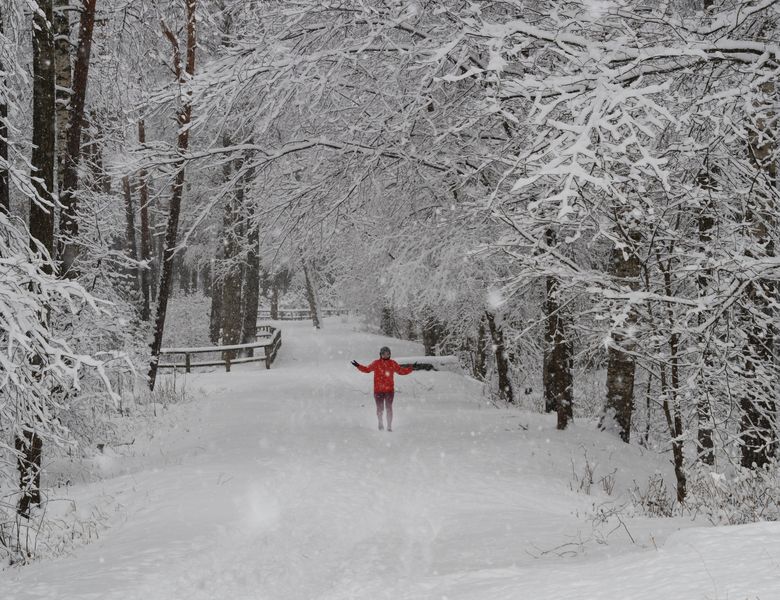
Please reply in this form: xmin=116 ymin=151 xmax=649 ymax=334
xmin=257 ymin=307 xmax=349 ymax=320
xmin=158 ymin=326 xmax=282 ymax=373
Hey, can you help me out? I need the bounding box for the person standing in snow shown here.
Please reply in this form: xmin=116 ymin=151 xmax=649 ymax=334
xmin=351 ymin=346 xmax=413 ymax=432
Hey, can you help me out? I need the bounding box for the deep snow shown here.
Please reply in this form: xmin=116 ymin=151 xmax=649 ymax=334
xmin=2 ymin=318 xmax=779 ymax=599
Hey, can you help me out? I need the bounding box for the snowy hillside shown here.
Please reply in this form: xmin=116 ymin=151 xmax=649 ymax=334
xmin=2 ymin=319 xmax=779 ymax=600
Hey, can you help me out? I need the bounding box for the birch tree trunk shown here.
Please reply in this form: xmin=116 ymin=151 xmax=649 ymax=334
xmin=148 ymin=0 xmax=197 ymax=391
xmin=485 ymin=311 xmax=514 ymax=404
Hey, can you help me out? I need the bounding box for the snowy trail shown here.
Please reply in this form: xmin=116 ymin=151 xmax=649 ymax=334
xmin=3 ymin=319 xmax=780 ymax=599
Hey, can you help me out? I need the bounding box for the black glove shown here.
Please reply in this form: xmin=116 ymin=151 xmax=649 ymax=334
xmin=415 ymin=363 xmax=434 ymax=371
xmin=351 ymin=360 xmax=359 ymax=367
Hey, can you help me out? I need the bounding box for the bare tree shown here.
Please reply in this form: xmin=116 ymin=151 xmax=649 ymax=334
xmin=57 ymin=0 xmax=98 ymax=277
xmin=148 ymin=0 xmax=197 ymax=391
xmin=20 ymin=0 xmax=57 ymax=517
xmin=122 ymin=175 xmax=140 ymax=293
xmin=0 ymin=5 xmax=8 ymax=214
xmin=137 ymin=119 xmax=152 ymax=321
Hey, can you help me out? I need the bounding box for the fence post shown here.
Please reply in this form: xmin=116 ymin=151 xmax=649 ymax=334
xmin=185 ymin=353 xmax=191 ymax=374
xmin=226 ymin=353 xmax=231 ymax=373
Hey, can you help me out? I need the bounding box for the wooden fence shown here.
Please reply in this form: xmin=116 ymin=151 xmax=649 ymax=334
xmin=157 ymin=325 xmax=282 ymax=373
xmin=257 ymin=307 xmax=349 ymax=320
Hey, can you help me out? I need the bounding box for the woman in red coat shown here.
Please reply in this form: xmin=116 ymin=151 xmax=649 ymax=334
xmin=352 ymin=346 xmax=413 ymax=432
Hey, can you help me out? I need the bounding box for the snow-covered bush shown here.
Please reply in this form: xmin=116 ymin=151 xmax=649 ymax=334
xmin=685 ymin=466 xmax=780 ymax=525
xmin=630 ymin=474 xmax=676 ymax=519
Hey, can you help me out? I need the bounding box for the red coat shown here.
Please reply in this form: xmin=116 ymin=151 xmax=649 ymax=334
xmin=357 ymin=358 xmax=413 ymax=393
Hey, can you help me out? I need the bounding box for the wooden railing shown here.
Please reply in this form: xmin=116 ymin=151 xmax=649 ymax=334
xmin=157 ymin=326 xmax=282 ymax=373
xmin=257 ymin=307 xmax=349 ymax=320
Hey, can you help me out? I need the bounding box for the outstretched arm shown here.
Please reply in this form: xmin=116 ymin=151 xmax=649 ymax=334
xmin=395 ymin=362 xmax=414 ymax=375
xmin=352 ymin=360 xmax=372 ymax=373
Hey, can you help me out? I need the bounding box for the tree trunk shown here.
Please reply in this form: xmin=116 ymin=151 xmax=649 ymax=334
xmin=658 ymin=256 xmax=687 ymax=502
xmin=422 ymin=313 xmax=440 ymax=356
xmin=240 ymin=199 xmax=260 ymax=351
xmin=16 ymin=432 xmax=43 ymax=518
xmin=406 ymin=317 xmax=417 ymax=341
xmin=177 ymin=254 xmax=190 ymax=295
xmin=150 ymin=217 xmax=161 ymax=303
xmin=740 ymin=78 xmax=777 ymax=469
xmin=474 ymin=318 xmax=488 ymax=380
xmin=20 ymin=0 xmax=56 ymax=517
xmin=57 ymin=0 xmax=97 ymax=278
xmin=137 ymin=119 xmax=152 ymax=320
xmin=122 ymin=175 xmax=140 ymax=293
xmin=30 ymin=1 xmax=56 ymax=260
xmin=54 ymin=0 xmax=71 ymax=196
xmin=219 ymin=139 xmax=245 ymax=359
xmin=485 ymin=311 xmax=514 ymax=404
xmin=600 ymin=236 xmax=641 ymax=443
xmin=659 ymin=358 xmax=687 ymax=503
xmin=695 ymin=166 xmax=717 ymax=465
xmin=191 ymin=263 xmax=198 ymax=293
xmin=301 ymin=255 xmax=321 ymax=329
xmin=148 ymin=0 xmax=197 ymax=391
xmin=0 ymin=6 xmax=9 ymax=214
xmin=270 ymin=282 xmax=279 ymax=320
xmin=544 ymin=269 xmax=573 ymax=430
xmin=203 ymin=260 xmax=212 ymax=297
xmin=380 ymin=305 xmax=396 ymax=336
xmin=209 ymin=255 xmax=223 ymax=344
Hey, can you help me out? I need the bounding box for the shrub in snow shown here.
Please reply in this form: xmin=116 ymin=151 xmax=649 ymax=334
xmin=685 ymin=465 xmax=780 ymax=525
xmin=630 ymin=474 xmax=676 ymax=518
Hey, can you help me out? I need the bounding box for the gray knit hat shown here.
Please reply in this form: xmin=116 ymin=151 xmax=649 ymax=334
xmin=379 ymin=346 xmax=391 ymax=357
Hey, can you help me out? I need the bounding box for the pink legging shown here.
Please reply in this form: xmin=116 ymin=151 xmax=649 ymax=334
xmin=374 ymin=392 xmax=394 ymax=427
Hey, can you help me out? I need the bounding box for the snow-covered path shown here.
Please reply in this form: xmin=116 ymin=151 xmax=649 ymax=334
xmin=3 ymin=320 xmax=780 ymax=599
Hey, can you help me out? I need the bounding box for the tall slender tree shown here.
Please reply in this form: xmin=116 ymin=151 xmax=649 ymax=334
xmin=57 ymin=0 xmax=98 ymax=277
xmin=122 ymin=175 xmax=140 ymax=293
xmin=0 ymin=5 xmax=8 ymax=214
xmin=54 ymin=0 xmax=72 ymax=197
xmin=148 ymin=0 xmax=197 ymax=391
xmin=741 ymin=75 xmax=777 ymax=469
xmin=137 ymin=119 xmax=152 ymax=321
xmin=240 ymin=168 xmax=260 ymax=349
xmin=601 ymin=231 xmax=642 ymax=443
xmin=20 ymin=0 xmax=57 ymax=517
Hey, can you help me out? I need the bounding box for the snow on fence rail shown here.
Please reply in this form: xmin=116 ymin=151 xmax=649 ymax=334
xmin=158 ymin=325 xmax=282 ymax=373
xmin=257 ymin=307 xmax=349 ymax=320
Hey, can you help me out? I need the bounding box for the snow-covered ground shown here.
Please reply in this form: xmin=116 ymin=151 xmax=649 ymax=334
xmin=3 ymin=318 xmax=779 ymax=599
